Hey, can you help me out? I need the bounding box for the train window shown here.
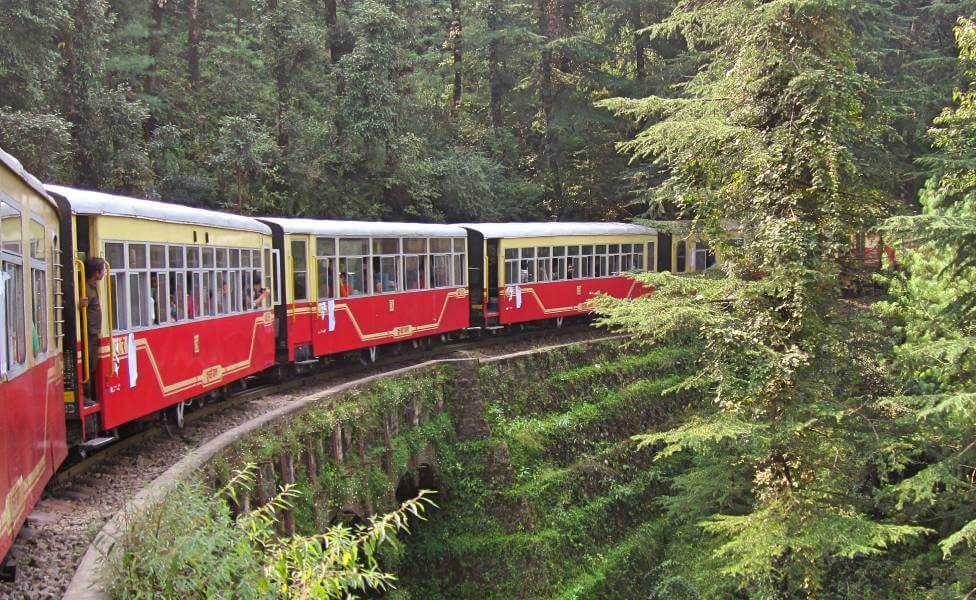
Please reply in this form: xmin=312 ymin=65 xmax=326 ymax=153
xmin=567 ymin=246 xmax=579 ymax=280
xmin=202 ymin=247 xmax=214 ymax=268
xmin=453 ymin=253 xmax=465 ymax=286
xmin=151 ymin=271 xmax=168 ymax=325
xmin=372 ymin=256 xmax=399 ymax=293
xmin=264 ymin=248 xmax=275 ymax=307
xmin=580 ymin=245 xmax=594 ymax=278
xmin=429 ymin=238 xmax=454 ymax=288
xmin=373 ymin=238 xmax=399 ymax=255
xmin=338 ymin=257 xmax=367 ymax=296
xmin=129 ymin=272 xmax=150 ymax=328
xmin=316 ymin=237 xmax=336 ymax=256
xmin=150 ymin=244 xmax=166 ymax=269
xmin=431 ymin=254 xmax=451 ymax=288
xmin=215 ymin=271 xmax=228 ymax=314
xmin=403 ymin=255 xmax=424 ymax=290
xmin=29 ymin=219 xmax=43 ymax=260
xmin=594 ymin=245 xmax=608 ymax=277
xmin=536 ymin=247 xmax=550 ymax=282
xmin=451 ymin=238 xmax=466 ymax=286
xmin=106 ymin=242 xmax=125 ymax=269
xmin=291 ymin=239 xmax=308 ymax=301
xmin=230 ymin=249 xmax=239 ymax=268
xmin=317 ymin=257 xmax=336 ymax=299
xmin=402 ymin=238 xmax=428 ymax=290
xmin=129 ymin=243 xmax=147 ymax=269
xmin=621 ymin=244 xmax=632 ymax=273
xmin=675 ymin=240 xmax=687 ymax=272
xmin=339 ymin=238 xmax=369 ymax=256
xmin=430 ymin=238 xmax=452 ymax=253
xmin=216 ymin=248 xmax=227 ymax=268
xmin=230 ymin=269 xmax=241 ymax=312
xmin=187 ymin=246 xmax=200 ymax=268
xmin=1 ymin=200 xmax=26 ymax=372
xmin=504 ymin=249 xmax=518 ymax=285
xmin=169 ymin=246 xmax=183 ymax=268
xmin=28 ymin=219 xmax=48 ymax=355
xmin=202 ymin=270 xmax=216 ymax=316
xmin=170 ymin=271 xmax=186 ymax=321
xmin=644 ymin=242 xmax=654 ymax=271
xmin=694 ymin=241 xmax=715 ymax=270
xmin=188 ymin=272 xmax=200 ymax=318
xmin=371 ymin=238 xmax=399 ymax=293
xmin=519 ymin=248 xmax=535 ymax=283
xmin=403 ymin=238 xmax=426 ymax=254
xmin=552 ymin=247 xmax=566 ymax=280
xmin=609 ymin=244 xmax=621 ymax=275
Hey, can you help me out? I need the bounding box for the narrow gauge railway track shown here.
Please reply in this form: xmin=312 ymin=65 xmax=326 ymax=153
xmin=52 ymin=320 xmax=593 ymax=486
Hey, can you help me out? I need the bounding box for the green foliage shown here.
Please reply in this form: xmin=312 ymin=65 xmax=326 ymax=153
xmin=109 ymin=464 xmax=434 ymax=599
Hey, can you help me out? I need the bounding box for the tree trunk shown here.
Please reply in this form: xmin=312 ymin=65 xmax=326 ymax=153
xmin=449 ymin=0 xmax=463 ymax=121
xmin=631 ymin=0 xmax=646 ymax=80
xmin=356 ymin=430 xmax=373 ymax=515
xmin=324 ymin=0 xmax=346 ymax=65
xmin=278 ymin=453 xmax=296 ymax=536
xmin=59 ymin=15 xmax=77 ymax=120
xmin=331 ymin=425 xmax=344 ymax=464
xmin=187 ymin=0 xmax=201 ymax=85
xmin=537 ymin=0 xmax=564 ymax=207
xmin=487 ymin=0 xmax=504 ymax=129
xmin=146 ymin=0 xmax=163 ymax=97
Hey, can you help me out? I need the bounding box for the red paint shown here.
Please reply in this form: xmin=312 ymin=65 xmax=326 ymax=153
xmin=0 ymin=355 xmax=67 ymax=563
xmin=285 ymin=287 xmax=470 ymax=359
xmin=498 ymin=276 xmax=651 ymax=325
xmin=91 ymin=311 xmax=276 ymax=430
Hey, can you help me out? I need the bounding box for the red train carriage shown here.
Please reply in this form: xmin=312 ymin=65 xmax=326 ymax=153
xmin=461 ymin=223 xmax=659 ymax=328
xmin=260 ymin=219 xmax=469 ymax=364
xmin=46 ymin=186 xmax=277 ymax=449
xmin=0 ymin=150 xmax=66 ymax=569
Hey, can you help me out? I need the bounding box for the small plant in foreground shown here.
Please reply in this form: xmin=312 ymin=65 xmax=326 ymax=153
xmin=108 ymin=464 xmax=435 ymax=599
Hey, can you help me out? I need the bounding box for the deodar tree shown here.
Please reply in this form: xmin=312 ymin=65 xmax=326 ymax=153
xmin=599 ymin=0 xmax=930 ymax=594
xmin=877 ymin=17 xmax=976 ymax=590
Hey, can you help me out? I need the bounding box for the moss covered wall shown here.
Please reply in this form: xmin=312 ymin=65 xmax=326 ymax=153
xmin=393 ymin=343 xmax=698 ymax=600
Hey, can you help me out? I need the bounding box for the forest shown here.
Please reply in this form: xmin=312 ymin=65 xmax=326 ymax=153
xmin=3 ymin=0 xmax=976 ymax=597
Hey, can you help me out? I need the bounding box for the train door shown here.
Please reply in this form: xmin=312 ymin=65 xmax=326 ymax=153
xmin=657 ymin=233 xmax=672 ymax=272
xmin=486 ymin=239 xmax=499 ymax=317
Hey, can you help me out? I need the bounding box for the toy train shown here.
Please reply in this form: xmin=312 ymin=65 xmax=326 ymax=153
xmin=0 ymin=147 xmax=721 ymax=569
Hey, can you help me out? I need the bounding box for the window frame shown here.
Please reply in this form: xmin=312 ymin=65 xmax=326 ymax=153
xmin=0 ymin=196 xmax=27 ymax=377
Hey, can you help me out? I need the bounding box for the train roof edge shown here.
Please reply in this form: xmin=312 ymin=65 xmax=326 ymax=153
xmin=455 ymin=222 xmax=657 ymax=239
xmin=45 ymin=184 xmax=271 ymax=235
xmin=259 ymin=217 xmax=467 ymax=237
xmin=0 ymin=147 xmax=56 ymax=205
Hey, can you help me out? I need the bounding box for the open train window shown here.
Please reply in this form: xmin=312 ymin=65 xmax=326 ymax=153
xmin=402 ymin=237 xmax=428 ymax=291
xmin=581 ymin=245 xmax=594 ymax=278
xmin=1 ymin=198 xmax=26 ymax=374
xmin=552 ymin=247 xmax=566 ymax=280
xmin=371 ymin=238 xmax=400 ymax=293
xmin=567 ymin=246 xmax=579 ymax=279
xmin=536 ymin=247 xmax=551 ymax=282
xmin=316 ymin=237 xmax=337 ymax=300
